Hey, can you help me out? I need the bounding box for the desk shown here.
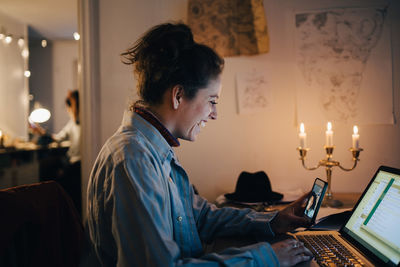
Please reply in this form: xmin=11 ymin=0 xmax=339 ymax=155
xmin=317 ymin=192 xmax=361 ymax=222
xmin=0 ymin=144 xmax=69 ymax=189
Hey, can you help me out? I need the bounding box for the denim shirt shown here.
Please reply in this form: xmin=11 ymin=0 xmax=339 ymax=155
xmin=86 ymin=111 xmax=280 ymax=266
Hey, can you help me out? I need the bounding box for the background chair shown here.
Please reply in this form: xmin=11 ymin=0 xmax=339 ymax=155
xmin=0 ymin=180 xmax=85 ymax=267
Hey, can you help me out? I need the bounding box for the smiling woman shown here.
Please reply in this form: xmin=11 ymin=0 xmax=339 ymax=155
xmin=85 ymin=22 xmax=313 ymax=267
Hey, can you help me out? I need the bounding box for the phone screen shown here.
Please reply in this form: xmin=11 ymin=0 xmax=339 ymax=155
xmin=304 ymin=178 xmax=328 ymax=222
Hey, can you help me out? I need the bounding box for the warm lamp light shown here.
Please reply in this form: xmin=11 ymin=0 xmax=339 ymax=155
xmin=29 ymin=108 xmax=51 ymax=123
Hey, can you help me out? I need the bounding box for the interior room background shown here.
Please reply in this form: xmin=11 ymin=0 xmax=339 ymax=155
xmin=1 ymin=0 xmax=399 ymax=215
xmin=90 ymin=0 xmax=399 ymax=204
xmin=0 ymin=5 xmax=78 ymax=187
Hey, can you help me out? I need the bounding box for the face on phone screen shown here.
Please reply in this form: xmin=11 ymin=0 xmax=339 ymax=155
xmin=304 ymin=178 xmax=327 ymax=221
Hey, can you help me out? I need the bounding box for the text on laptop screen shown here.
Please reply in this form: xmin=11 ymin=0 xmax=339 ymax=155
xmin=343 ymin=170 xmax=400 ymax=265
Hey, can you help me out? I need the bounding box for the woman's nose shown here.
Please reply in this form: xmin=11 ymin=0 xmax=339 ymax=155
xmin=209 ymin=106 xmax=217 ymax=120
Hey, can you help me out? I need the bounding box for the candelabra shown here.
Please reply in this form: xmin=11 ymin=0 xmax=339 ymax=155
xmin=297 ymin=146 xmax=363 ymax=207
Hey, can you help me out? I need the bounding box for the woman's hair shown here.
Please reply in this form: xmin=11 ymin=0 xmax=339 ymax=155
xmin=121 ymin=22 xmax=224 ymax=106
xmin=66 ymin=90 xmax=79 ymax=124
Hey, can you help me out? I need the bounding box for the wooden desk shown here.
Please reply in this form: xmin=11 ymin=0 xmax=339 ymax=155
xmin=0 ymin=144 xmax=68 ymax=189
xmin=327 ymin=192 xmax=361 ymax=208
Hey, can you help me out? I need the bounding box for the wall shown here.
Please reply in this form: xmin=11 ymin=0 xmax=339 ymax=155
xmin=29 ymin=39 xmax=78 ymax=133
xmin=29 ymin=34 xmax=54 ymax=131
xmin=52 ymin=40 xmax=78 ymax=132
xmin=94 ymin=0 xmax=400 ymax=202
xmin=0 ymin=11 xmax=28 ymax=140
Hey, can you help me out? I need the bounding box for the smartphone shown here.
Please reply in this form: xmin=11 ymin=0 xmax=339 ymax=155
xmin=304 ymin=178 xmax=328 ymax=223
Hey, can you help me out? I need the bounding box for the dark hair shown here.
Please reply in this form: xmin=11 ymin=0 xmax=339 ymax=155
xmin=65 ymin=90 xmax=79 ymax=124
xmin=121 ymin=22 xmax=224 ymax=106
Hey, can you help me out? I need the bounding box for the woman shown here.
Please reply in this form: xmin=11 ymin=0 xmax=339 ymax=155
xmin=30 ymin=90 xmax=81 ymax=214
xmin=86 ymin=22 xmax=312 ymax=266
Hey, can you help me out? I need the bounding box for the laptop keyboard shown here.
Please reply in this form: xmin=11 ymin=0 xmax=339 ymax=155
xmin=297 ymin=234 xmax=365 ymax=267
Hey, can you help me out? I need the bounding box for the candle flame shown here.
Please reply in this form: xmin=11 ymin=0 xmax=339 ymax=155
xmin=300 ymin=123 xmax=305 ymax=133
xmin=0 ymin=130 xmax=2 ymax=137
xmin=327 ymin=122 xmax=332 ymax=131
xmin=353 ymin=125 xmax=358 ymax=134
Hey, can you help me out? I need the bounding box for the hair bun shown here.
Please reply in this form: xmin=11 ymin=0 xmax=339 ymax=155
xmin=145 ymin=23 xmax=194 ymax=61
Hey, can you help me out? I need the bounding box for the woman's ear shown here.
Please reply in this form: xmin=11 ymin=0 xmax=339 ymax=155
xmin=171 ymin=85 xmax=184 ymax=110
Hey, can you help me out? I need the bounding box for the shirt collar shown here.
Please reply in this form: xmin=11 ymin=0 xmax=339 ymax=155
xmin=132 ymin=102 xmax=180 ymax=147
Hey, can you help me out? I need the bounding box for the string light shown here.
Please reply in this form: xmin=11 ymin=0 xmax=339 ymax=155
xmin=18 ymin=38 xmax=25 ymax=47
xmin=24 ymin=70 xmax=31 ymax=77
xmin=41 ymin=39 xmax=47 ymax=47
xmin=73 ymin=32 xmax=80 ymax=40
xmin=21 ymin=48 xmax=29 ymax=58
xmin=4 ymin=35 xmax=12 ymax=44
xmin=0 ymin=25 xmax=35 ymax=79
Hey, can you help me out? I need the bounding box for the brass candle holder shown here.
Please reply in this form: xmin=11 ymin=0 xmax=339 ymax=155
xmin=297 ymin=146 xmax=363 ymax=207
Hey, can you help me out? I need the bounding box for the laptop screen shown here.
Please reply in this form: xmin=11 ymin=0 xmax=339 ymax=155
xmin=342 ymin=166 xmax=400 ymax=266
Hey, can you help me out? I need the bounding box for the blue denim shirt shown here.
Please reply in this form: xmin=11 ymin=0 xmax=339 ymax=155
xmin=86 ymin=111 xmax=279 ymax=266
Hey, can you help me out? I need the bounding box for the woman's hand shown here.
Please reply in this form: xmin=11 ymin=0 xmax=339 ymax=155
xmin=270 ymin=193 xmax=312 ymax=234
xmin=28 ymin=122 xmax=46 ymax=135
xmin=271 ymin=239 xmax=313 ymax=266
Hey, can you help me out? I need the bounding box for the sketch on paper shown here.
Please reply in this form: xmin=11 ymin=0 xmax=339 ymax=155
xmin=295 ymin=7 xmax=393 ymax=124
xmin=236 ymin=69 xmax=271 ymax=114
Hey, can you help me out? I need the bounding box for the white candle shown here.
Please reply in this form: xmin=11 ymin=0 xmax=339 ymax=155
xmin=299 ymin=123 xmax=307 ymax=148
xmin=325 ymin=122 xmax=333 ymax=147
xmin=352 ymin=125 xmax=360 ymax=149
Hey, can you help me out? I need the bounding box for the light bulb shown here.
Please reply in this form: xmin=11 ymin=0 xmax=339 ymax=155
xmin=18 ymin=38 xmax=25 ymax=47
xmin=41 ymin=39 xmax=47 ymax=47
xmin=24 ymin=70 xmax=31 ymax=77
xmin=4 ymin=35 xmax=12 ymax=44
xmin=73 ymin=32 xmax=80 ymax=40
xmin=21 ymin=48 xmax=29 ymax=58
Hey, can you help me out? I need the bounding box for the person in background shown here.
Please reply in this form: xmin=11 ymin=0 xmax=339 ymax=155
xmin=86 ymin=22 xmax=312 ymax=266
xmin=30 ymin=89 xmax=82 ymax=215
xmin=53 ymin=89 xmax=81 ymax=164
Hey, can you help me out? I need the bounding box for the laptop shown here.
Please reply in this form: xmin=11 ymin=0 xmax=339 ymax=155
xmin=294 ymin=165 xmax=400 ymax=267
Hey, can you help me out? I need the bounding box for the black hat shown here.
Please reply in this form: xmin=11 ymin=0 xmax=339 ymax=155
xmin=224 ymin=171 xmax=283 ymax=203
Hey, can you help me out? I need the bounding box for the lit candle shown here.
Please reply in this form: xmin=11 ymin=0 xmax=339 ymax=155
xmin=299 ymin=123 xmax=307 ymax=148
xmin=0 ymin=130 xmax=3 ymax=147
xmin=352 ymin=126 xmax=360 ymax=149
xmin=325 ymin=122 xmax=333 ymax=147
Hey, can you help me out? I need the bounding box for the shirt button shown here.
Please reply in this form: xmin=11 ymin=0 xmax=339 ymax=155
xmin=177 ymin=216 xmax=183 ymax=222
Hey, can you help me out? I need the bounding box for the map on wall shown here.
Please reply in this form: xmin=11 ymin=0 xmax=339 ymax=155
xmin=295 ymin=7 xmax=393 ymax=125
xmin=236 ymin=69 xmax=271 ymax=114
xmin=187 ymin=0 xmax=269 ymax=57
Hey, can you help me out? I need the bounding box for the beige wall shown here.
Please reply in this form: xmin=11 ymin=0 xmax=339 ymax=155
xmin=0 ymin=11 xmax=28 ymax=140
xmin=94 ymin=0 xmax=400 ymax=202
xmin=52 ymin=40 xmax=79 ymax=132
